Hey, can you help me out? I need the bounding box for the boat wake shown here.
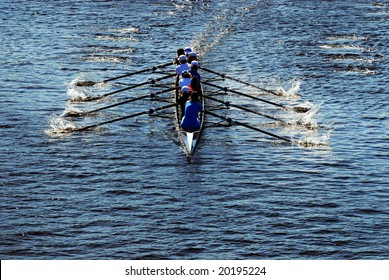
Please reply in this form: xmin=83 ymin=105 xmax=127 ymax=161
xmin=190 ymin=7 xmax=235 ymax=57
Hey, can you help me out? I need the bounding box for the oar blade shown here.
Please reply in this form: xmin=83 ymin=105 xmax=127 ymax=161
xmin=205 ymin=110 xmax=293 ymax=144
xmin=61 ymin=111 xmax=84 ymax=118
xmin=74 ymin=81 xmax=98 ymax=87
xmin=73 ymin=103 xmax=177 ymax=133
xmin=292 ymin=106 xmax=311 ymax=113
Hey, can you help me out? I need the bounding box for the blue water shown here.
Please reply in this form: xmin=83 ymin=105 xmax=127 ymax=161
xmin=1 ymin=0 xmax=388 ymax=259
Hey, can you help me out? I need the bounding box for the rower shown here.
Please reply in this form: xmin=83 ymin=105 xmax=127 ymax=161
xmin=175 ymin=48 xmax=185 ymax=65
xmin=189 ymin=76 xmax=202 ymax=97
xmin=184 ymin=47 xmax=192 ymax=57
xmin=179 ymin=70 xmax=192 ymax=88
xmin=189 ymin=61 xmax=201 ymax=81
xmin=175 ymin=55 xmax=190 ymax=75
xmin=178 ymin=86 xmax=190 ymax=117
xmin=187 ymin=51 xmax=199 ymax=64
xmin=181 ymin=91 xmax=201 ymax=131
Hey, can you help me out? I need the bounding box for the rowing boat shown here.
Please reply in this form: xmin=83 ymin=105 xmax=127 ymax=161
xmin=65 ymin=57 xmax=315 ymax=148
xmin=175 ymin=76 xmax=205 ymax=157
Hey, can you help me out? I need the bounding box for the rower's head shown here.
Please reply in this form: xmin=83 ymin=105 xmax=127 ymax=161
xmin=184 ymin=47 xmax=192 ymax=55
xmin=177 ymin=48 xmax=185 ymax=57
xmin=190 ymin=91 xmax=199 ymax=102
xmin=188 ymin=52 xmax=198 ymax=60
xmin=178 ymin=55 xmax=187 ymax=64
xmin=191 ymin=60 xmax=199 ymax=70
xmin=181 ymin=86 xmax=190 ymax=93
xmin=181 ymin=86 xmax=190 ymax=98
xmin=190 ymin=75 xmax=200 ymax=85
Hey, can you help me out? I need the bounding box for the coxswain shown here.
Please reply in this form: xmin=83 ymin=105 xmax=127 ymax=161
xmin=175 ymin=55 xmax=190 ymax=76
xmin=181 ymin=91 xmax=201 ymax=131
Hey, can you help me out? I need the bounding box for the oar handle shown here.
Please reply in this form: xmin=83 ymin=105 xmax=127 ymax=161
xmin=75 ymin=103 xmax=177 ymax=132
xmin=76 ymin=61 xmax=174 ymax=86
xmin=233 ymin=119 xmax=293 ymax=143
xmin=85 ymin=87 xmax=177 ymax=115
xmin=86 ymin=73 xmax=176 ymax=101
xmin=202 ymin=82 xmax=287 ymax=110
xmin=203 ymin=95 xmax=286 ymax=123
xmin=201 ymin=67 xmax=280 ymax=96
xmin=205 ymin=110 xmax=293 ymax=143
xmin=102 ymin=62 xmax=174 ymax=83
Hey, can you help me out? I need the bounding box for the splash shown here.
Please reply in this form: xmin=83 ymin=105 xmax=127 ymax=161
xmin=334 ymin=66 xmax=376 ymax=75
xmin=80 ymin=55 xmax=132 ymax=63
xmin=325 ymin=35 xmax=368 ymax=42
xmin=68 ymin=77 xmax=110 ymax=101
xmin=61 ymin=104 xmax=84 ymax=118
xmin=46 ymin=114 xmax=76 ymax=134
xmin=67 ymin=87 xmax=90 ymax=102
xmin=276 ymin=79 xmax=302 ymax=98
xmin=108 ymin=47 xmax=134 ymax=54
xmin=319 ymin=44 xmax=376 ymax=52
xmin=82 ymin=45 xmax=135 ymax=54
xmin=295 ymin=102 xmax=321 ymax=129
xmin=326 ymin=54 xmax=380 ymax=64
xmin=296 ymin=129 xmax=332 ymax=148
xmin=95 ymin=34 xmax=139 ymax=42
xmin=107 ymin=27 xmax=140 ymax=34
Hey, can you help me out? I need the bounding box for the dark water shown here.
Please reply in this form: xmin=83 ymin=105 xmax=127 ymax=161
xmin=1 ymin=0 xmax=388 ymax=259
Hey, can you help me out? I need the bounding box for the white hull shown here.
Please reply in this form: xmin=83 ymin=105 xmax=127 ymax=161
xmin=175 ymin=76 xmax=204 ymax=157
xmin=182 ymin=130 xmax=200 ymax=155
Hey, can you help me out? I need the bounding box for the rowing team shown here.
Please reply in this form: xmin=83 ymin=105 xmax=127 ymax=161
xmin=175 ymin=47 xmax=202 ymax=131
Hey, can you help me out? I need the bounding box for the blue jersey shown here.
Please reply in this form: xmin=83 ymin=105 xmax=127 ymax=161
xmin=180 ymin=101 xmax=201 ymax=131
xmin=189 ymin=70 xmax=201 ymax=81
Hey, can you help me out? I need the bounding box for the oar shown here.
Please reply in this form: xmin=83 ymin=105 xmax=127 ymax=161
xmin=64 ymin=87 xmax=177 ymax=117
xmin=73 ymin=103 xmax=177 ymax=132
xmin=202 ymin=81 xmax=310 ymax=113
xmin=203 ymin=95 xmax=287 ymax=124
xmin=75 ymin=61 xmax=174 ymax=86
xmin=83 ymin=73 xmax=176 ymax=102
xmin=205 ymin=110 xmax=293 ymax=143
xmin=201 ymin=67 xmax=280 ymax=96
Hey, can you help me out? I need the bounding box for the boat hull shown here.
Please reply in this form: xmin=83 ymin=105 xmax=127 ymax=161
xmin=175 ymin=76 xmax=204 ymax=157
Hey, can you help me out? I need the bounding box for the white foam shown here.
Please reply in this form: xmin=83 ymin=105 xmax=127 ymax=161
xmin=276 ymin=79 xmax=302 ymax=98
xmin=67 ymin=87 xmax=89 ymax=102
xmin=297 ymin=129 xmax=332 ymax=148
xmin=46 ymin=114 xmax=77 ymax=134
xmin=61 ymin=104 xmax=84 ymax=117
xmin=295 ymin=102 xmax=321 ymax=129
xmin=67 ymin=76 xmax=111 ymax=101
